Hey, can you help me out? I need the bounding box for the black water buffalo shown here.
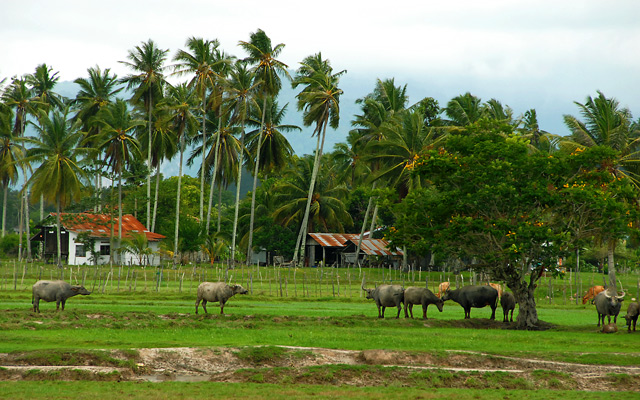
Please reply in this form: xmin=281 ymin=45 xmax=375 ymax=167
xmin=362 ymin=284 xmax=404 ymax=319
xmin=622 ymin=302 xmax=639 ymax=332
xmin=441 ymin=285 xmax=498 ymax=320
xmin=500 ymin=291 xmax=516 ymax=322
xmin=195 ymin=282 xmax=248 ymax=315
xmin=403 ymin=287 xmax=443 ymax=319
xmin=594 ymin=288 xmax=625 ymax=327
xmin=32 ymin=280 xmax=91 ymax=313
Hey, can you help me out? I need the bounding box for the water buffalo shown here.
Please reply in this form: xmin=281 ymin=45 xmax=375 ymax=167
xmin=403 ymin=287 xmax=443 ymax=319
xmin=32 ymin=280 xmax=91 ymax=313
xmin=441 ymin=285 xmax=498 ymax=320
xmin=582 ymin=285 xmax=605 ymax=304
xmin=500 ymin=291 xmax=516 ymax=322
xmin=362 ymin=284 xmax=404 ymax=318
xmin=594 ymin=288 xmax=625 ymax=327
xmin=195 ymin=282 xmax=248 ymax=315
xmin=622 ymin=302 xmax=639 ymax=332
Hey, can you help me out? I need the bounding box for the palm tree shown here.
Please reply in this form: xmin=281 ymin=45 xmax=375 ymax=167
xmin=22 ymin=107 xmax=89 ymax=267
xmin=444 ymin=92 xmax=485 ymax=126
xmin=73 ymin=66 xmax=122 ymax=212
xmin=173 ymin=37 xmax=233 ymax=223
xmin=120 ymin=39 xmax=169 ymax=230
xmin=0 ymin=105 xmax=24 ymax=237
xmin=226 ymin=61 xmax=259 ymax=267
xmin=239 ymin=29 xmax=291 ymax=265
xmin=563 ymin=91 xmax=640 ymax=290
xmin=245 ymin=98 xmax=298 ymax=177
xmin=273 ymin=155 xmax=352 ymax=234
xmin=291 ymin=53 xmax=345 ymax=266
xmin=161 ymin=83 xmax=199 ymax=267
xmin=2 ymin=77 xmax=36 ymax=260
xmin=95 ymin=99 xmax=143 ymax=263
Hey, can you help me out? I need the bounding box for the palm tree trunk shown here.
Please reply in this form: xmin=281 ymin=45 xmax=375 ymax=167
xmin=247 ymin=96 xmax=268 ymax=265
xmin=230 ymin=118 xmax=247 ymax=268
xmin=355 ymin=182 xmax=377 ymax=269
xmin=173 ymin=134 xmax=185 ymax=268
xmin=24 ymin=190 xmax=31 ymax=260
xmin=217 ymin=184 xmax=223 ymax=233
xmin=18 ymin=189 xmax=24 ymax=260
xmin=200 ymin=99 xmax=206 ymax=222
xmin=206 ymin=115 xmax=224 ymax=233
xmin=56 ymin=199 xmax=62 ymax=268
xmin=151 ymin=163 xmax=161 ymax=232
xmin=2 ymin=184 xmax=7 ymax=238
xmin=146 ymin=93 xmax=153 ymax=230
xmin=294 ymin=115 xmax=329 ymax=266
xmin=607 ymin=240 xmax=617 ymax=291
xmin=118 ymin=170 xmax=123 ymax=265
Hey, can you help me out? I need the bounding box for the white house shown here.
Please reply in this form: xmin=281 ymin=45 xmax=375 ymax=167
xmin=31 ymin=213 xmax=166 ymax=266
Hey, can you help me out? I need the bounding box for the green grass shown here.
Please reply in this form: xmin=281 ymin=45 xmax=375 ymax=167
xmin=0 ymin=381 xmax=632 ymax=400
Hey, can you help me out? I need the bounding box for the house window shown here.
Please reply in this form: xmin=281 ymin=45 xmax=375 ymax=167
xmin=100 ymin=244 xmax=110 ymax=256
xmin=76 ymin=245 xmax=86 ymax=257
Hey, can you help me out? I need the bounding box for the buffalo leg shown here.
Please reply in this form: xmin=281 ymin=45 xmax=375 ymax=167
xmin=422 ymin=304 xmax=427 ymax=320
xmin=395 ymin=304 xmax=401 ymax=319
xmin=510 ymin=309 xmax=514 ymax=322
xmin=33 ymin=297 xmax=39 ymax=313
xmin=202 ymin=299 xmax=208 ymax=314
xmin=220 ymin=300 xmax=226 ymax=315
xmin=490 ymin=306 xmax=496 ymax=320
xmin=195 ymin=298 xmax=201 ymax=314
xmin=405 ymin=304 xmax=412 ymax=319
xmin=464 ymin=308 xmax=470 ymax=319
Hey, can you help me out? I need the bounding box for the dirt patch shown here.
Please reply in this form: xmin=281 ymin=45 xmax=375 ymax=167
xmin=1 ymin=346 xmax=639 ymax=391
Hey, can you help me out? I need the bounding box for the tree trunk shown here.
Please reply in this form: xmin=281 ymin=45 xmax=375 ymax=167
xmin=24 ymin=190 xmax=31 ymax=260
xmin=1 ymin=184 xmax=7 ymax=237
xmin=247 ymin=96 xmax=268 ymax=265
xmin=217 ymin=184 xmax=223 ymax=233
xmin=230 ymin=120 xmax=246 ymax=268
xmin=151 ymin=163 xmax=161 ymax=233
xmin=146 ymin=93 xmax=153 ymax=230
xmin=292 ymin=117 xmax=327 ymax=266
xmin=508 ymin=273 xmax=539 ymax=329
xmin=173 ymin=134 xmax=185 ymax=268
xmin=607 ymin=240 xmax=617 ymax=291
xmin=56 ymin=199 xmax=62 ymax=268
xmin=118 ymin=170 xmax=123 ymax=265
xmin=355 ymin=182 xmax=377 ymax=268
xmin=206 ymin=115 xmax=224 ymax=234
xmin=199 ymin=99 xmax=206 ymax=223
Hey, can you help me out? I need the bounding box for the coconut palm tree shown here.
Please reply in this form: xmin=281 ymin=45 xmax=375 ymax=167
xmin=226 ymin=61 xmax=260 ymax=267
xmin=161 ymin=83 xmax=199 ymax=267
xmin=22 ymin=107 xmax=89 ymax=267
xmin=95 ymin=99 xmax=143 ymax=263
xmin=73 ymin=66 xmax=122 ymax=212
xmin=120 ymin=39 xmax=169 ymax=230
xmin=444 ymin=92 xmax=485 ymax=126
xmin=563 ymin=91 xmax=640 ymax=290
xmin=239 ymin=29 xmax=291 ymax=265
xmin=291 ymin=53 xmax=345 ymax=266
xmin=173 ymin=37 xmax=233 ymax=222
xmin=0 ymin=105 xmax=24 ymax=237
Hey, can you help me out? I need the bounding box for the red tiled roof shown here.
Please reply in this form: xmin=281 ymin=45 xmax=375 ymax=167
xmin=50 ymin=213 xmax=165 ymax=241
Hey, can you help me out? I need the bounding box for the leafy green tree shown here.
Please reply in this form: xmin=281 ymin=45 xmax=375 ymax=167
xmin=23 ymin=107 xmax=89 ymax=267
xmin=291 ymin=53 xmax=345 ymax=265
xmin=120 ymin=39 xmax=169 ymax=230
xmin=239 ymin=29 xmax=291 ymax=265
xmin=121 ymin=231 xmax=153 ymax=266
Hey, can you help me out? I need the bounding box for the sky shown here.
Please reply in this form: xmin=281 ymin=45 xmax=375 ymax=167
xmin=3 ymin=0 xmax=640 ymax=178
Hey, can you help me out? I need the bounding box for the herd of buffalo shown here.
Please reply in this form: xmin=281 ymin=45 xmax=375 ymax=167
xmin=29 ymin=279 xmax=639 ymax=332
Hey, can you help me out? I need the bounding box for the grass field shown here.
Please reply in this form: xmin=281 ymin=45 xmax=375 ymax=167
xmin=1 ymin=262 xmax=639 ymax=398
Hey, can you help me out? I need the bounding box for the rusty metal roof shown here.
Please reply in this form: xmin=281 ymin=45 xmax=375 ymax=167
xmin=308 ymin=233 xmax=402 ymax=256
xmin=48 ymin=213 xmax=166 ymax=241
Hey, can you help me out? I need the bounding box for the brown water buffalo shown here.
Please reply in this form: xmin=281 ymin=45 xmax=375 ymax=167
xmin=195 ymin=282 xmax=248 ymax=315
xmin=622 ymin=302 xmax=639 ymax=332
xmin=32 ymin=280 xmax=91 ymax=313
xmin=582 ymin=285 xmax=605 ymax=304
xmin=500 ymin=291 xmax=516 ymax=322
xmin=362 ymin=284 xmax=404 ymax=318
xmin=403 ymin=287 xmax=443 ymax=319
xmin=441 ymin=285 xmax=498 ymax=320
xmin=486 ymin=282 xmax=503 ymax=298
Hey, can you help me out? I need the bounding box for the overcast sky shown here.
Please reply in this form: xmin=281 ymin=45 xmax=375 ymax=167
xmin=3 ymin=0 xmax=640 ymax=176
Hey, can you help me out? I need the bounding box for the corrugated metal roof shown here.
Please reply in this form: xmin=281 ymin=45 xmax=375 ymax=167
xmin=48 ymin=213 xmax=166 ymax=241
xmin=308 ymin=232 xmax=402 ymax=256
